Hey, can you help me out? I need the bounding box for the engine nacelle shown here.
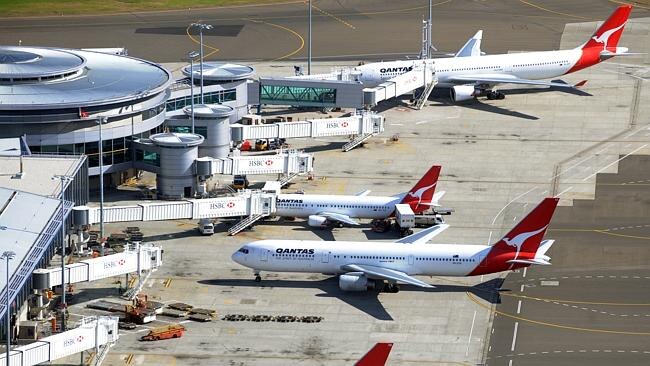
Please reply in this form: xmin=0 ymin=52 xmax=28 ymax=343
xmin=308 ymin=215 xmax=328 ymax=227
xmin=450 ymin=85 xmax=477 ymax=102
xmin=339 ymin=273 xmax=376 ymax=292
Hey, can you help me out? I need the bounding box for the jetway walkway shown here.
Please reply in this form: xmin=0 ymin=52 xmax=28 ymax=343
xmin=230 ymin=113 xmax=384 ymax=151
xmin=32 ymin=243 xmax=163 ymax=290
xmin=195 ymin=149 xmax=313 ymax=177
xmin=364 ymin=61 xmax=437 ymax=107
xmin=0 ymin=316 xmax=118 ymax=366
xmin=73 ymin=190 xmax=278 ymax=234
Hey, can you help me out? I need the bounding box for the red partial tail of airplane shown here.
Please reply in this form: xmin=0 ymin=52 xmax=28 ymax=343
xmin=582 ymin=5 xmax=631 ymax=52
xmin=355 ymin=343 xmax=393 ymax=366
xmin=400 ymin=165 xmax=441 ymax=213
xmin=568 ymin=5 xmax=632 ymax=73
xmin=469 ymin=197 xmax=559 ymax=275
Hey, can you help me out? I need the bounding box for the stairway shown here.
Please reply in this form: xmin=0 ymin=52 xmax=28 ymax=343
xmin=414 ymin=79 xmax=436 ymax=110
xmin=228 ymin=213 xmax=267 ymax=235
xmin=279 ymin=172 xmax=300 ymax=187
xmin=342 ymin=133 xmax=374 ymax=152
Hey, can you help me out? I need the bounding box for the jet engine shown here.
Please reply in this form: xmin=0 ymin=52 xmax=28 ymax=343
xmin=308 ymin=215 xmax=328 ymax=227
xmin=339 ymin=273 xmax=376 ymax=292
xmin=450 ymin=85 xmax=477 ymax=102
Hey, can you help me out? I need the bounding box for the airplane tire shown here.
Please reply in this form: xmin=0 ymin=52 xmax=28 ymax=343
xmin=497 ymin=92 xmax=505 ymax=100
xmin=254 ymin=275 xmax=261 ymax=282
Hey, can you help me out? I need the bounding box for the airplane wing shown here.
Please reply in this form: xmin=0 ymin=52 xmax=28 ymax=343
xmin=354 ymin=189 xmax=372 ymax=197
xmin=448 ymin=74 xmax=581 ymax=88
xmin=342 ymin=264 xmax=434 ymax=288
xmin=395 ymin=223 xmax=449 ymax=244
xmin=455 ymin=30 xmax=483 ymax=57
xmin=318 ymin=212 xmax=360 ymax=226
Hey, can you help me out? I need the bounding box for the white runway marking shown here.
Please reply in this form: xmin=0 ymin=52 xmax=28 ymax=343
xmin=466 ymin=310 xmax=477 ymax=356
xmin=511 ymin=322 xmax=519 ymax=352
xmin=517 ymin=300 xmax=522 ymax=314
xmin=583 ymin=144 xmax=648 ymax=181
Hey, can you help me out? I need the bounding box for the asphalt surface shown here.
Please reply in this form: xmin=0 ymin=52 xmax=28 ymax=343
xmin=486 ymin=154 xmax=650 ymax=366
xmin=2 ymin=0 xmax=648 ymax=63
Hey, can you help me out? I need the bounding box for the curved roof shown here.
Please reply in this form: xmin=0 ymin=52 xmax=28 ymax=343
xmin=150 ymin=132 xmax=204 ymax=147
xmin=184 ymin=103 xmax=234 ymax=118
xmin=182 ymin=62 xmax=254 ymax=82
xmin=0 ymin=46 xmax=171 ymax=110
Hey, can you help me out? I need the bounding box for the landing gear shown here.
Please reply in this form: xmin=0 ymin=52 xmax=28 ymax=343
xmin=383 ymin=282 xmax=400 ymax=293
xmin=486 ymin=90 xmax=505 ymax=100
xmin=254 ymin=271 xmax=261 ymax=282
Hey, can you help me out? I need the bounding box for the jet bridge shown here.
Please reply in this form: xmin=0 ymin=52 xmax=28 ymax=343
xmin=72 ymin=190 xmax=277 ymax=234
xmin=230 ymin=113 xmax=384 ymax=152
xmin=0 ymin=316 xmax=118 ymax=366
xmin=32 ymin=243 xmax=162 ymax=290
xmin=364 ymin=61 xmax=437 ymax=107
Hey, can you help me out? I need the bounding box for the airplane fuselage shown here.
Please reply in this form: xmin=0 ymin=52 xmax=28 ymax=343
xmin=233 ymin=240 xmax=504 ymax=277
xmin=357 ymin=49 xmax=583 ymax=87
xmin=275 ymin=193 xmax=402 ymax=220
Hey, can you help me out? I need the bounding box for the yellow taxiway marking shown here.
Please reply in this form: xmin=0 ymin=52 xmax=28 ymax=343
xmin=163 ymin=278 xmax=172 ymax=288
xmin=517 ymin=0 xmax=591 ymax=20
xmin=185 ymin=21 xmax=220 ymax=60
xmin=244 ymin=18 xmax=305 ymax=61
xmin=467 ymin=292 xmax=650 ymax=335
xmin=609 ymin=0 xmax=650 ymax=10
xmin=310 ymin=2 xmax=356 ymax=29
xmin=125 ymin=353 xmax=134 ymax=365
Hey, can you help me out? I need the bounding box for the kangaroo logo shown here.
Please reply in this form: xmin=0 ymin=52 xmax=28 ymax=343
xmin=503 ymin=225 xmax=548 ymax=259
xmin=407 ymin=182 xmax=437 ymax=207
xmin=591 ymin=22 xmax=626 ymax=50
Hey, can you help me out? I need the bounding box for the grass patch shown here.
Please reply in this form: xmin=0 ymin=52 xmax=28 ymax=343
xmin=0 ymin=0 xmax=294 ymax=17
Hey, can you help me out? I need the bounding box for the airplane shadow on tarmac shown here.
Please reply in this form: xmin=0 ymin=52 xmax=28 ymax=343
xmin=198 ymin=277 xmax=504 ymax=321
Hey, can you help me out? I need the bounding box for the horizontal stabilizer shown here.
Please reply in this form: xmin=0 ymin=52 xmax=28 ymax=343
xmin=396 ymin=223 xmax=449 ymax=244
xmin=506 ymin=258 xmax=551 ymax=266
xmin=354 ymin=189 xmax=372 ymax=197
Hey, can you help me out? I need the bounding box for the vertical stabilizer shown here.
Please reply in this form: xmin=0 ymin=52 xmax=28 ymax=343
xmin=355 ymin=343 xmax=393 ymax=366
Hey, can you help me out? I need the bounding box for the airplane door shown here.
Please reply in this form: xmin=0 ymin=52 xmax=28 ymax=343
xmin=408 ymin=255 xmax=414 ymax=265
xmin=321 ymin=251 xmax=330 ymax=263
xmin=259 ymin=248 xmax=268 ymax=262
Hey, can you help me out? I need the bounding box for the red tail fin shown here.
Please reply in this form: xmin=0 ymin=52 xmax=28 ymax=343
xmin=581 ymin=5 xmax=631 ymax=52
xmin=400 ymin=165 xmax=441 ymax=213
xmin=355 ymin=343 xmax=393 ymax=366
xmin=469 ymin=198 xmax=559 ymax=276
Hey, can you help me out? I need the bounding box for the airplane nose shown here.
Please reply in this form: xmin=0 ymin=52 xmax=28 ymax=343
xmin=231 ymin=252 xmax=241 ymax=264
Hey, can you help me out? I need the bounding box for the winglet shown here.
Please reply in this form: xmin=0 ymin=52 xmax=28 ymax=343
xmin=355 ymin=343 xmax=393 ymax=366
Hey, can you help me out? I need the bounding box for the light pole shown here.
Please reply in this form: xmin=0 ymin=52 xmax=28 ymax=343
xmin=187 ymin=51 xmax=199 ymax=134
xmin=190 ymin=23 xmax=213 ymax=104
xmin=308 ymin=0 xmax=312 ymax=75
xmin=97 ymin=116 xmax=107 ymax=254
xmin=52 ymin=174 xmax=72 ymax=331
xmin=2 ymin=250 xmax=16 ymax=365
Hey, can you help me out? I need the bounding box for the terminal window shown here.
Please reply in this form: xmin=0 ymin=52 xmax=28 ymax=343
xmin=165 ymin=89 xmax=237 ymax=111
xmin=167 ymin=125 xmax=208 ymax=138
xmin=260 ymin=85 xmax=336 ymax=106
xmin=135 ymin=149 xmax=160 ymax=167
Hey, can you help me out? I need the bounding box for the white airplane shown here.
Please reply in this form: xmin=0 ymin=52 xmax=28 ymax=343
xmin=349 ymin=5 xmax=635 ymax=102
xmin=232 ymin=197 xmax=559 ymax=291
xmin=275 ymin=165 xmax=443 ymax=227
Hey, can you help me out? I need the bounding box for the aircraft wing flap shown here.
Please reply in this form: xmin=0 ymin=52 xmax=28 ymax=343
xmin=395 ymin=224 xmax=449 ymax=244
xmin=342 ymin=264 xmax=434 ymax=288
xmin=319 ymin=212 xmax=360 ymax=226
xmin=449 ymin=74 xmax=578 ymax=88
xmin=506 ymin=258 xmax=551 ymax=265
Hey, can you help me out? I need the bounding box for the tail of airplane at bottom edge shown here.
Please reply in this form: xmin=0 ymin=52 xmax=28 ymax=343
xmin=400 ymin=165 xmax=441 ymax=213
xmin=355 ymin=343 xmax=393 ymax=366
xmin=469 ymin=197 xmax=559 ymax=275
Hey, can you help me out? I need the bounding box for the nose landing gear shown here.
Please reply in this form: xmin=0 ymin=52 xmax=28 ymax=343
xmin=253 ymin=271 xmax=262 ymax=282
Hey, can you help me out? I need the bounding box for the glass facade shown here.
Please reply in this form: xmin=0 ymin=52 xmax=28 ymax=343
xmin=165 ymin=89 xmax=236 ymax=111
xmin=167 ymin=125 xmax=208 ymax=139
xmin=260 ymin=85 xmax=336 ymax=106
xmin=29 ymin=125 xmax=166 ymax=168
xmin=135 ymin=149 xmax=160 ymax=167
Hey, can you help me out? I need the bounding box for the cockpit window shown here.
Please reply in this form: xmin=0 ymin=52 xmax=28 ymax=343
xmin=238 ymin=247 xmax=249 ymax=254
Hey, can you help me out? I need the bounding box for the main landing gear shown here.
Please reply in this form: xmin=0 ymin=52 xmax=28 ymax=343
xmin=486 ymin=90 xmax=505 ymax=100
xmin=254 ymin=271 xmax=262 ymax=282
xmin=383 ymin=282 xmax=400 ymax=293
